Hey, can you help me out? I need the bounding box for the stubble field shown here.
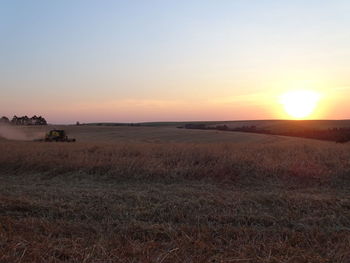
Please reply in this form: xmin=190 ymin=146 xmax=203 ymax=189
xmin=0 ymin=125 xmax=349 ymax=262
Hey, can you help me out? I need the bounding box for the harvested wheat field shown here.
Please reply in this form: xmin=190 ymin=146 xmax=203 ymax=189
xmin=0 ymin=125 xmax=350 ymax=263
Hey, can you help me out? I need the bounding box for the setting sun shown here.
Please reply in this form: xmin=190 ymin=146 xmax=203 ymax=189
xmin=280 ymin=90 xmax=321 ymax=119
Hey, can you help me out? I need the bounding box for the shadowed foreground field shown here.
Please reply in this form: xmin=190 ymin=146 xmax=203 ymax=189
xmin=0 ymin=127 xmax=350 ymax=262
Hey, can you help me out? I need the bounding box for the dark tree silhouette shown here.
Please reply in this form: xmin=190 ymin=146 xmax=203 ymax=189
xmin=10 ymin=115 xmax=47 ymax=125
xmin=0 ymin=116 xmax=10 ymax=123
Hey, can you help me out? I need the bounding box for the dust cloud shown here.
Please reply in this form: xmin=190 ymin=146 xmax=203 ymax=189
xmin=0 ymin=124 xmax=44 ymax=141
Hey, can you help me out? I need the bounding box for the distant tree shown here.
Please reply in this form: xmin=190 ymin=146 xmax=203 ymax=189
xmin=0 ymin=116 xmax=9 ymax=123
xmin=11 ymin=115 xmax=18 ymax=125
xmin=185 ymin=123 xmax=207 ymax=129
xmin=10 ymin=115 xmax=47 ymax=125
xmin=29 ymin=115 xmax=38 ymax=125
xmin=76 ymin=121 xmax=80 ymax=126
xmin=216 ymin=125 xmax=228 ymax=131
xmin=37 ymin=116 xmax=47 ymax=125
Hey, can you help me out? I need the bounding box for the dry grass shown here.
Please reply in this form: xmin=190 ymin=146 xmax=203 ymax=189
xmin=0 ymin=127 xmax=350 ymax=262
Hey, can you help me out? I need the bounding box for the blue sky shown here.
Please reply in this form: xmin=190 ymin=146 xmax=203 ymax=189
xmin=1 ymin=0 xmax=350 ymax=123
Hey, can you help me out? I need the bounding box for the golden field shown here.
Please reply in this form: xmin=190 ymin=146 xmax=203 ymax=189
xmin=0 ymin=125 xmax=349 ymax=262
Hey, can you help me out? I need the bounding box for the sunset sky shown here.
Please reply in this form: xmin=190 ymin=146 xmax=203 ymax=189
xmin=1 ymin=0 xmax=350 ymax=123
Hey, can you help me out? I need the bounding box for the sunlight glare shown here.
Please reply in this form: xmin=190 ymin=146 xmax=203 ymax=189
xmin=280 ymin=90 xmax=321 ymax=119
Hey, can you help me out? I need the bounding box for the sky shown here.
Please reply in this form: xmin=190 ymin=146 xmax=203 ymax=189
xmin=1 ymin=0 xmax=350 ymax=123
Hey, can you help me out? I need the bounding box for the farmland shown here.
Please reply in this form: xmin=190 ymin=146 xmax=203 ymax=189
xmin=0 ymin=125 xmax=350 ymax=262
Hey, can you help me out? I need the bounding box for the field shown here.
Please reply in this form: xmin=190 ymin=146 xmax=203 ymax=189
xmin=0 ymin=125 xmax=350 ymax=262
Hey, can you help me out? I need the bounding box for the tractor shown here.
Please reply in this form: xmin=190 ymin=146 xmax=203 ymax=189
xmin=40 ymin=130 xmax=76 ymax=142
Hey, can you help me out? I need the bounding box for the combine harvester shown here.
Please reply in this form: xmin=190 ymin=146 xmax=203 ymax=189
xmin=36 ymin=130 xmax=76 ymax=142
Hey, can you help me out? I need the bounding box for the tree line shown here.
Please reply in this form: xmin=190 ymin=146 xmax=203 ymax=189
xmin=0 ymin=115 xmax=47 ymax=125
